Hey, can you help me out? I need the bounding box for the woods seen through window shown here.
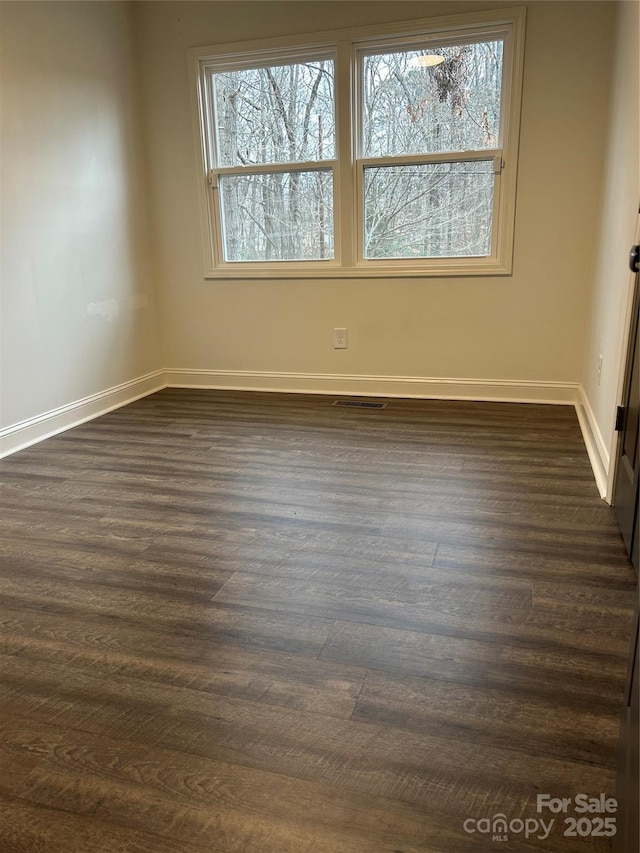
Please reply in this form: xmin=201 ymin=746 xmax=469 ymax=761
xmin=191 ymin=9 xmax=525 ymax=277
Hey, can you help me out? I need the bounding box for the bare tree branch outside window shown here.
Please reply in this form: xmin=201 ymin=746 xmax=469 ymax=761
xmin=212 ymin=60 xmax=335 ymax=261
xmin=208 ymin=39 xmax=503 ymax=263
xmin=361 ymin=41 xmax=503 ymax=259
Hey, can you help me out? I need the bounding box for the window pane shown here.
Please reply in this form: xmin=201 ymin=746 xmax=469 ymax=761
xmin=212 ymin=60 xmax=335 ymax=167
xmin=362 ymin=41 xmax=503 ymax=157
xmin=220 ymin=170 xmax=334 ymax=262
xmin=364 ymin=161 xmax=494 ymax=259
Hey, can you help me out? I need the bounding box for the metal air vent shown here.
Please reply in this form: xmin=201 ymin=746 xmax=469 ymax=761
xmin=332 ymin=400 xmax=387 ymax=409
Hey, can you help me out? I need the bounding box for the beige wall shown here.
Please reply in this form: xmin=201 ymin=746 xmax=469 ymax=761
xmin=581 ymin=0 xmax=639 ymax=479
xmin=1 ymin=0 xmax=632 ymax=461
xmin=137 ymin=0 xmax=615 ymax=387
xmin=0 ymin=1 xmax=161 ymax=429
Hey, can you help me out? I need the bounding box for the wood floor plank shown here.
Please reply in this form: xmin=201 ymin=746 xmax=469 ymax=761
xmin=0 ymin=553 xmax=234 ymax=600
xmin=319 ymin=620 xmax=628 ymax=702
xmin=230 ymin=547 xmax=540 ymax=598
xmin=213 ymin=572 xmax=632 ymax=656
xmin=213 ymin=570 xmax=533 ymax=618
xmin=352 ymin=668 xmax=620 ymax=765
xmin=0 ymin=608 xmax=365 ymax=718
xmin=382 ymin=511 xmax=627 ymax=561
xmin=0 ymin=794 xmax=204 ymax=853
xmin=0 ymin=506 xmax=152 ymax=554
xmin=2 ymin=716 xmax=528 ymax=853
xmin=0 ymin=585 xmax=335 ymax=656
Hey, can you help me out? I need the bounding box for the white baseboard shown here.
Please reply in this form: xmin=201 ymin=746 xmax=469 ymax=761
xmin=575 ymin=386 xmax=611 ymax=500
xmin=0 ymin=370 xmax=166 ymax=459
xmin=164 ymin=368 xmax=579 ymax=405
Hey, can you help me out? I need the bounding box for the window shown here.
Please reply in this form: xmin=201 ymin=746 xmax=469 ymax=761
xmin=211 ymin=53 xmax=336 ymax=262
xmin=190 ymin=8 xmax=525 ymax=278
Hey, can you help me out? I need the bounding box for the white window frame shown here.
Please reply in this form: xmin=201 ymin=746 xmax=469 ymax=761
xmin=189 ymin=7 xmax=526 ymax=279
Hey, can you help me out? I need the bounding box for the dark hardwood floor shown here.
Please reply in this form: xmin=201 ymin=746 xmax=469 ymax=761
xmin=0 ymin=389 xmax=636 ymax=852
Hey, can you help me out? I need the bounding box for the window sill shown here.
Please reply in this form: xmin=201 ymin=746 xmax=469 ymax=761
xmin=203 ymin=261 xmax=512 ymax=279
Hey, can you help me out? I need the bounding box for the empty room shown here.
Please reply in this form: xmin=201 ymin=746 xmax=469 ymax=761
xmin=1 ymin=0 xmax=639 ymax=851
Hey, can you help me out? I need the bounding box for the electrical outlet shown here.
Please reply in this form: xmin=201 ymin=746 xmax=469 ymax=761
xmin=333 ymin=328 xmax=347 ymax=349
xmin=597 ymin=354 xmax=603 ymax=385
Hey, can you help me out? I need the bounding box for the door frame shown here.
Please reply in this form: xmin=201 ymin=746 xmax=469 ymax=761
xmin=607 ymin=211 xmax=640 ymax=503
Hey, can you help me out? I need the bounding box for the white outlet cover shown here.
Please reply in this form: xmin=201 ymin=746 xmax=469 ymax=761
xmin=333 ymin=328 xmax=347 ymax=349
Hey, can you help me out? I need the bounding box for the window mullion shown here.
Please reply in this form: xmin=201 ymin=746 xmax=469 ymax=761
xmin=336 ymin=39 xmax=354 ymax=267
